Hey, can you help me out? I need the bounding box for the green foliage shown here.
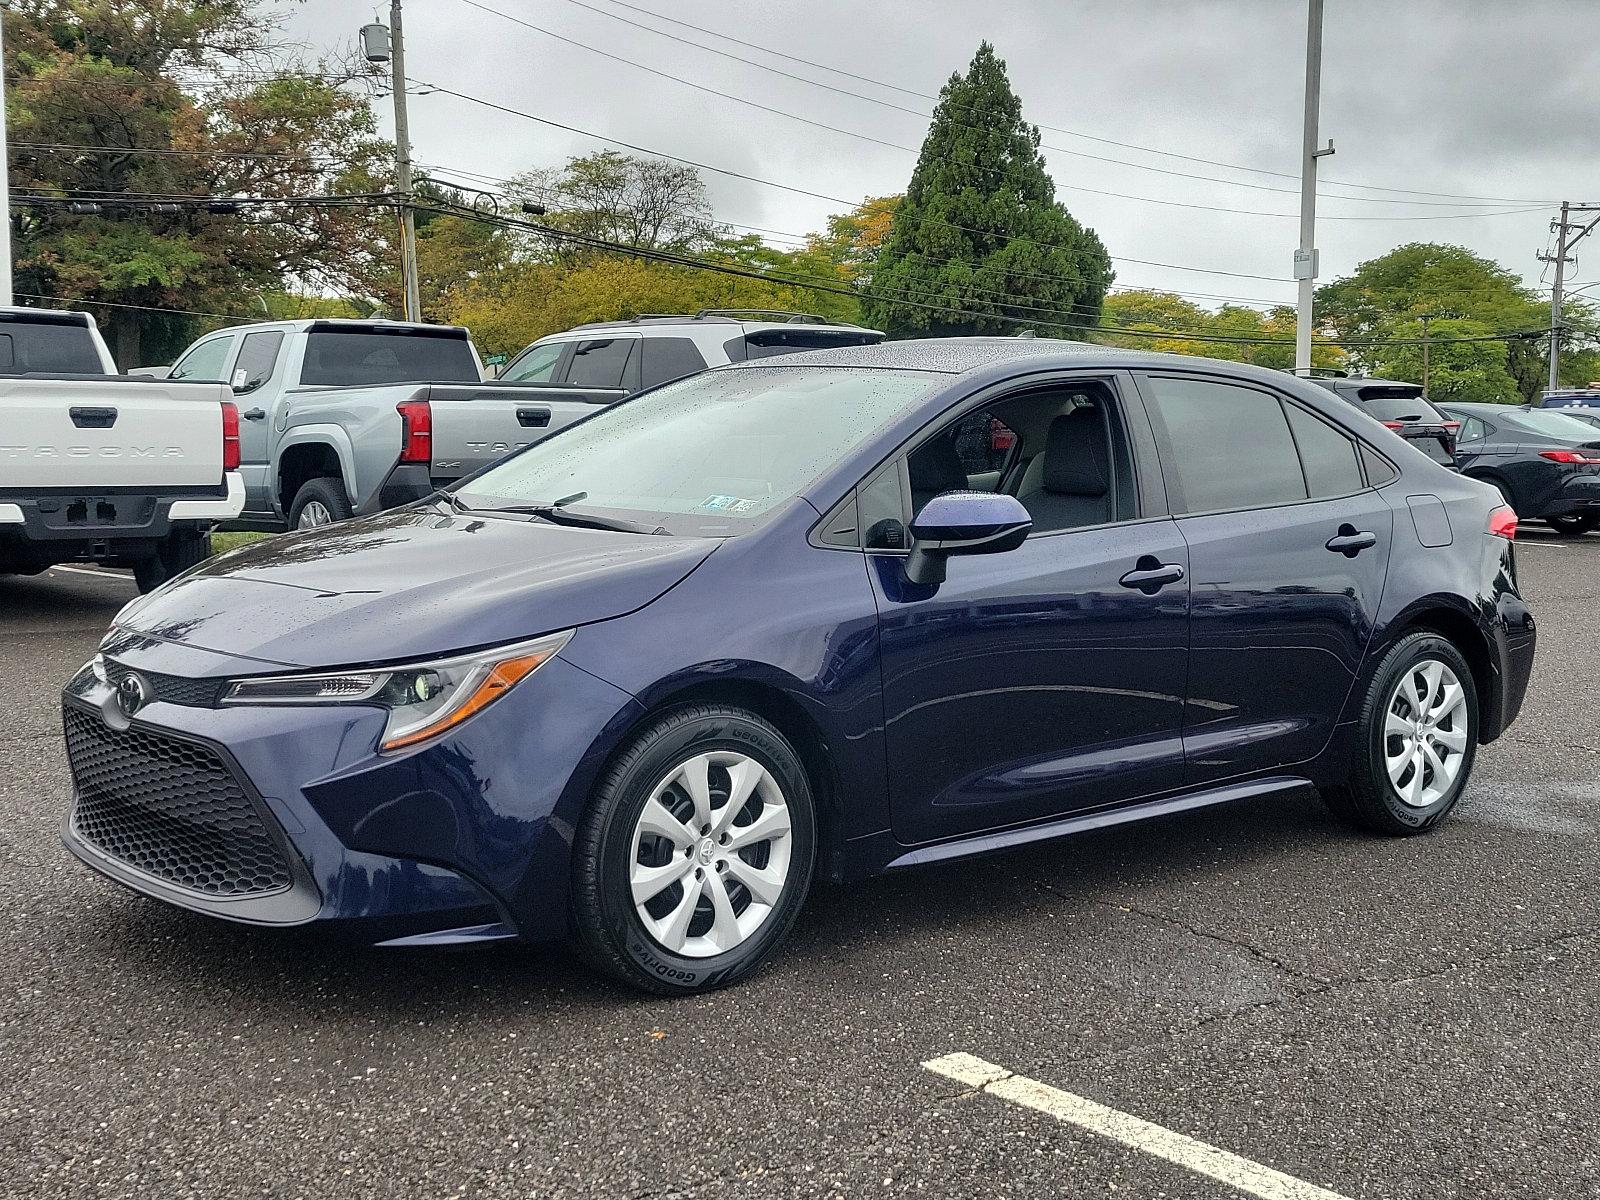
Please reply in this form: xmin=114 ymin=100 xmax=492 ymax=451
xmin=1096 ymin=292 xmax=1345 ymax=370
xmin=6 ymin=0 xmax=391 ymax=366
xmin=510 ymin=150 xmax=714 ymax=255
xmin=1315 ymin=243 xmax=1565 ymax=402
xmin=866 ymin=44 xmax=1112 ymax=338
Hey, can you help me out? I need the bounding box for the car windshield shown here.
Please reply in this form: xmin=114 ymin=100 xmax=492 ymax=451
xmin=1504 ymin=408 xmax=1600 ymax=441
xmin=455 ymin=365 xmax=941 ymax=536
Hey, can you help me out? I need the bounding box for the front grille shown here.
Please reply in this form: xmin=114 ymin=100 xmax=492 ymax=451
xmin=102 ymin=660 xmax=226 ymax=708
xmin=64 ymin=705 xmax=292 ymax=897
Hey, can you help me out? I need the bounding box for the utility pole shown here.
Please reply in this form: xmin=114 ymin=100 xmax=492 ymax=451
xmin=1294 ymin=0 xmax=1333 ymax=373
xmin=1540 ymin=202 xmax=1600 ymax=395
xmin=364 ymin=4 xmax=421 ymax=322
xmin=0 ymin=0 xmax=14 ymax=307
xmin=1420 ymin=313 xmax=1431 ymax=393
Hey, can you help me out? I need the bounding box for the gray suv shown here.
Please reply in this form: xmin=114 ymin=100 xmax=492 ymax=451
xmin=496 ymin=309 xmax=885 ymax=392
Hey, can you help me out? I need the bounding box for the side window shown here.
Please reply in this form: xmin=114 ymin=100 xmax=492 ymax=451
xmin=640 ymin=337 xmax=708 ymax=390
xmin=564 ymin=337 xmax=637 ymax=388
xmin=502 ymin=341 xmax=565 ymax=383
xmin=859 ymin=464 xmax=908 ymax=551
xmin=1284 ymin=402 xmax=1363 ymax=498
xmin=948 ymin=409 xmax=1018 ymax=482
xmin=1144 ymin=376 xmax=1306 ymax=513
xmin=231 ymin=331 xmax=284 ymax=392
xmin=169 ymin=336 xmax=233 ymax=381
xmin=1457 ymin=416 xmax=1485 ymax=442
xmin=1361 ymin=446 xmax=1398 ymax=486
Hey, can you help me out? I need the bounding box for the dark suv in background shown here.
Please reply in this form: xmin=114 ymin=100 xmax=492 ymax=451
xmin=1308 ymin=375 xmax=1459 ymax=468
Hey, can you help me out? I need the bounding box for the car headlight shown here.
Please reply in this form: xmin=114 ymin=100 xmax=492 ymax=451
xmin=221 ymin=630 xmax=572 ymax=752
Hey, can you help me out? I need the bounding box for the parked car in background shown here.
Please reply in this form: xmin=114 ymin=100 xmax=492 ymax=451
xmin=0 ymin=306 xmax=243 ymax=591
xmin=496 ymin=309 xmax=884 ymax=392
xmin=1539 ymin=386 xmax=1600 ymax=410
xmin=63 ymin=339 xmax=1534 ymax=993
xmin=1440 ymin=401 xmax=1600 ymax=534
xmin=161 ymin=318 xmax=621 ymax=530
xmin=1307 ymin=374 xmax=1459 ymax=467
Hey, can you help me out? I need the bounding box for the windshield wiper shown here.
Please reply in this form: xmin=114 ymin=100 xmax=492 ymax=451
xmin=442 ymin=489 xmax=667 ymax=534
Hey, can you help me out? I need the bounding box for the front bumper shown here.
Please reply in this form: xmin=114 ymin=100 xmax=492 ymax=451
xmin=60 ymin=638 xmax=641 ymax=944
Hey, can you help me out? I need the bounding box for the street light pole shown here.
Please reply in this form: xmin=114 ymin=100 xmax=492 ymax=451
xmin=0 ymin=0 xmax=15 ymax=307
xmin=1294 ymin=0 xmax=1331 ymax=373
xmin=389 ymin=0 xmax=420 ymax=323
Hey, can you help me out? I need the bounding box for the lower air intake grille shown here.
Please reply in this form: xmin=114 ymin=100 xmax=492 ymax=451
xmin=63 ymin=705 xmax=292 ymax=897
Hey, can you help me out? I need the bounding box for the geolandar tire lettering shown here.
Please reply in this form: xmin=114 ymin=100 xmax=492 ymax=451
xmin=570 ymin=704 xmax=816 ymax=995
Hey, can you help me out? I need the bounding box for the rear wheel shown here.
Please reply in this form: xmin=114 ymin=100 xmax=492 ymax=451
xmin=1323 ymin=632 xmax=1478 ymax=835
xmin=132 ymin=528 xmax=211 ymax=594
xmin=569 ymin=704 xmax=816 ymax=994
xmin=288 ymin=476 xmax=353 ymax=530
xmin=1546 ymin=514 xmax=1598 ymax=536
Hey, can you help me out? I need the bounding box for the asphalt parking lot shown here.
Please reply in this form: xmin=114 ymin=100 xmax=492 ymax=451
xmin=3 ymin=535 xmax=1599 ymax=1200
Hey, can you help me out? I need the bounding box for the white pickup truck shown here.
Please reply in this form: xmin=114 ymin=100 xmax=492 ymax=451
xmin=160 ymin=318 xmax=621 ymax=530
xmin=0 ymin=307 xmax=243 ymax=592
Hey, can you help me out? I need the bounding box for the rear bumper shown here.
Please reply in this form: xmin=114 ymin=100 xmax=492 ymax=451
xmin=1539 ymin=475 xmax=1600 ymax=517
xmin=0 ymin=475 xmax=243 ymax=561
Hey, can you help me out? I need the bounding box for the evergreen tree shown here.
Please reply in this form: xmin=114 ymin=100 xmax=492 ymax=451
xmin=865 ymin=43 xmax=1112 ymax=339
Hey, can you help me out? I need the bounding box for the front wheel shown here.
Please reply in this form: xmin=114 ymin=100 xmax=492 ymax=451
xmin=569 ymin=705 xmax=816 ymax=994
xmin=1323 ymin=632 xmax=1479 ymax=835
xmin=1546 ymin=514 xmax=1598 ymax=536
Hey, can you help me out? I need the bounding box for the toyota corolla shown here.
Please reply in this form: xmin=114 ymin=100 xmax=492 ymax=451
xmin=61 ymin=339 xmax=1536 ymax=992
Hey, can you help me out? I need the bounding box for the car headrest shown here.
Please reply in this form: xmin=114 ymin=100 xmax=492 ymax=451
xmin=909 ymin=435 xmax=969 ymax=497
xmin=1043 ymin=407 xmax=1110 ymax=497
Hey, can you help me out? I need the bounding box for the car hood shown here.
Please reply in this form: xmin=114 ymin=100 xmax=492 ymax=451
xmin=113 ymin=507 xmax=717 ymax=669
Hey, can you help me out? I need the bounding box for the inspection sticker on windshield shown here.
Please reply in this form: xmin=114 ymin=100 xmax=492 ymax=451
xmin=699 ymin=494 xmax=742 ymax=511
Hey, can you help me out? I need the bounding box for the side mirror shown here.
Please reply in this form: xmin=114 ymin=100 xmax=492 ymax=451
xmin=904 ymin=491 xmax=1032 ymax=585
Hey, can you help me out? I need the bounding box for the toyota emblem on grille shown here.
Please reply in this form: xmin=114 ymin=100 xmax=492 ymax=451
xmin=116 ymin=672 xmax=151 ymax=717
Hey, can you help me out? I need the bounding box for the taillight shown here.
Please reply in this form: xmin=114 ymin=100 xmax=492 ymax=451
xmin=1539 ymin=449 xmax=1600 ymax=464
xmin=397 ymin=400 xmax=432 ymax=465
xmin=220 ymin=401 xmax=240 ymax=472
xmin=1487 ymin=505 xmax=1518 ymax=540
xmin=1382 ymin=420 xmax=1406 ymax=430
xmin=1440 ymin=420 xmax=1461 ymax=432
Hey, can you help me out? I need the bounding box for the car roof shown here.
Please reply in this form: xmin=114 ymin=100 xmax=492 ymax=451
xmin=549 ymin=313 xmax=881 ymax=337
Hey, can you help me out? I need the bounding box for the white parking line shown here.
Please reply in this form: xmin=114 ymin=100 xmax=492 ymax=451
xmin=923 ymin=1053 xmax=1351 ymax=1200
xmin=48 ymin=565 xmax=133 ymax=579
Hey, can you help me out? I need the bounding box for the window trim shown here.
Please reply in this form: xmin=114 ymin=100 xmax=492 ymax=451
xmin=1134 ymin=370 xmax=1383 ymax=519
xmin=810 ymin=369 xmax=1170 ymax=554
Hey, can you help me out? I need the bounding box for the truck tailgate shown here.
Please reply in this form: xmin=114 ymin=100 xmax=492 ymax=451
xmin=0 ymin=377 xmax=228 ymax=489
xmin=422 ymin=384 xmax=623 ymax=482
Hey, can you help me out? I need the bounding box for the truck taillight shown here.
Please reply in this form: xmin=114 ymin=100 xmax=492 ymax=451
xmin=1487 ymin=505 xmax=1518 ymax=540
xmin=220 ymin=401 xmax=241 ymax=472
xmin=397 ymin=400 xmax=432 ymax=465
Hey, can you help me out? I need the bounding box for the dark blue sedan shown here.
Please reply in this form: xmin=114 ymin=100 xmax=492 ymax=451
xmin=61 ymin=339 xmax=1537 ymax=992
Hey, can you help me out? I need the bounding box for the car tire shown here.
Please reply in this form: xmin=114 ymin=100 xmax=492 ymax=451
xmin=288 ymin=477 xmax=353 ymax=530
xmin=569 ymin=704 xmax=816 ymax=994
xmin=131 ymin=529 xmax=211 ymax=594
xmin=1546 ymin=514 xmax=1598 ymax=536
xmin=1323 ymin=632 xmax=1479 ymax=835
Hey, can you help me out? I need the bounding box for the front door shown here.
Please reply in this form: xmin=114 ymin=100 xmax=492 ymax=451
xmin=1138 ymin=372 xmax=1394 ymax=783
xmin=873 ymin=378 xmax=1190 ymax=846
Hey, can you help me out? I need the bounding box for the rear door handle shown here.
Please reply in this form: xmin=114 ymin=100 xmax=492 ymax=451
xmin=1326 ymin=526 xmax=1378 ymax=556
xmin=517 ymin=407 xmax=551 ymax=428
xmin=1119 ymin=560 xmax=1185 ymax=593
xmin=240 ymin=407 xmax=266 ymax=421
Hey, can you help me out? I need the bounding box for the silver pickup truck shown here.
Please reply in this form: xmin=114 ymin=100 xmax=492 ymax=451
xmin=162 ymin=319 xmax=621 ymax=529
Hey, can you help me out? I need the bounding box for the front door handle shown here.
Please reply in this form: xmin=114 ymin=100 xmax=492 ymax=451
xmin=240 ymin=407 xmax=267 ymax=421
xmin=1326 ymin=525 xmax=1377 ymax=556
xmin=1119 ymin=559 xmax=1185 ymax=594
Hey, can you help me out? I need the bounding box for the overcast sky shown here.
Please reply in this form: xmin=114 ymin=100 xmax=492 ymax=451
xmin=275 ymin=0 xmax=1599 ymax=311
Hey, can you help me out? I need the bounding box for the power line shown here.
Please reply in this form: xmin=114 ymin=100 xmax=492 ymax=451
xmin=572 ymin=0 xmax=1563 ymax=208
xmin=450 ymin=0 xmax=1540 ymax=220
xmin=417 ymin=80 xmax=1301 ymax=282
xmin=17 ymin=291 xmax=259 ymax=324
xmin=12 ymin=140 xmax=348 ymax=164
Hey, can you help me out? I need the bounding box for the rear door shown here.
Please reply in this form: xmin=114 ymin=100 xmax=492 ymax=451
xmin=1138 ymin=372 xmax=1393 ymax=784
xmin=222 ymin=329 xmax=287 ymax=512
